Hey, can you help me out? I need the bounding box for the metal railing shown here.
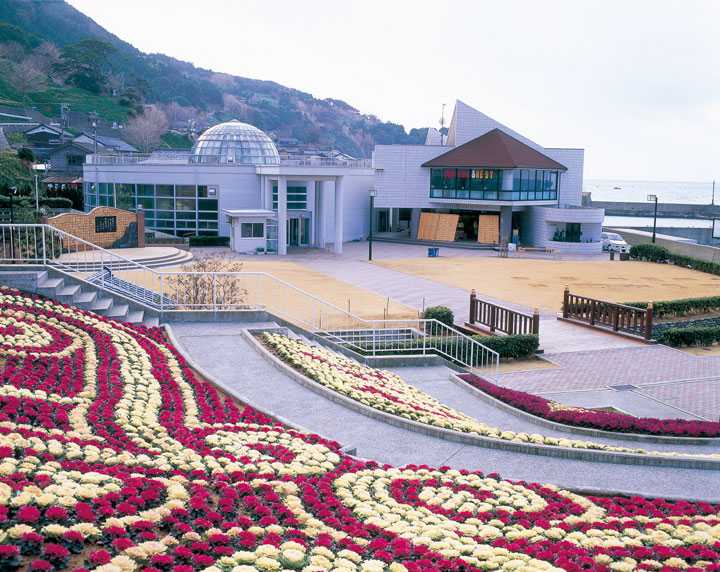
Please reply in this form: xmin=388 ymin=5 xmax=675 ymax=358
xmin=469 ymin=290 xmax=540 ymax=336
xmin=86 ymin=153 xmax=372 ymax=169
xmin=562 ymin=287 xmax=653 ymax=340
xmin=0 ymin=223 xmax=499 ymax=371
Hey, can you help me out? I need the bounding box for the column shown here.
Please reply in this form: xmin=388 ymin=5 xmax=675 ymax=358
xmin=391 ymin=207 xmax=400 ymax=232
xmin=499 ymin=205 xmax=513 ymax=245
xmin=314 ymin=181 xmax=326 ymax=248
xmin=277 ymin=176 xmax=287 ymax=256
xmin=263 ymin=176 xmax=273 ymax=210
xmin=333 ymin=176 xmax=344 ymax=254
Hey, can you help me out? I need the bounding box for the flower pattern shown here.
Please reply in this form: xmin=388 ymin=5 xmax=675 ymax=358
xmin=0 ymin=287 xmax=716 ymax=571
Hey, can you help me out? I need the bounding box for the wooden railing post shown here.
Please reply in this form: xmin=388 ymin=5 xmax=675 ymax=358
xmin=469 ymin=290 xmax=477 ymax=324
xmin=613 ymin=307 xmax=620 ymax=331
xmin=645 ymin=302 xmax=654 ymax=340
xmin=490 ymin=304 xmax=496 ymax=333
xmin=532 ymin=308 xmax=540 ymax=335
xmin=590 ymin=300 xmax=597 ymax=325
xmin=563 ymin=286 xmax=570 ymax=318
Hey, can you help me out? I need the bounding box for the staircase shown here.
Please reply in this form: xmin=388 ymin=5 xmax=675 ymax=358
xmin=3 ymin=269 xmax=160 ymax=327
xmin=56 ymin=247 xmax=193 ymax=271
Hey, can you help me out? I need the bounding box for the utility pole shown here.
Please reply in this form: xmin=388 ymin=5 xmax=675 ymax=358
xmin=713 ymin=180 xmax=716 ymax=207
xmin=89 ymin=111 xmax=98 ymax=157
xmin=439 ymin=103 xmax=446 ymax=146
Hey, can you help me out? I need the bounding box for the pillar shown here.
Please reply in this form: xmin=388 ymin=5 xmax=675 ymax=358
xmin=277 ymin=176 xmax=287 ymax=255
xmin=333 ymin=176 xmax=344 ymax=254
xmin=391 ymin=207 xmax=400 ymax=232
xmin=410 ymin=208 xmax=421 ymax=239
xmin=263 ymin=176 xmax=273 ymax=210
xmin=499 ymin=205 xmax=513 ymax=245
xmin=314 ymin=181 xmax=326 ymax=248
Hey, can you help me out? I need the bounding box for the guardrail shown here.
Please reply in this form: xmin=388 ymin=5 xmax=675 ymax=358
xmin=0 ymin=223 xmax=499 ymax=371
xmin=562 ymin=287 xmax=653 ymax=340
xmin=469 ymin=290 xmax=539 ymax=335
xmin=86 ymin=153 xmax=372 ymax=169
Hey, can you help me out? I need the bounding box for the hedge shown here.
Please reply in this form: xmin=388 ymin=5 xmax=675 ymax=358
xmin=656 ymin=326 xmax=720 ymax=348
xmin=625 ymin=295 xmax=720 ymax=319
xmin=667 ymin=252 xmax=720 ymax=277
xmin=188 ymin=236 xmax=230 ymax=247
xmin=422 ymin=305 xmax=454 ymax=326
xmin=353 ymin=333 xmax=539 ymax=363
xmin=629 ymin=243 xmax=669 ymax=262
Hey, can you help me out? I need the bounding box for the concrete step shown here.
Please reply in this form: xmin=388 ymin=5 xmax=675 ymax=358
xmin=55 ymin=284 xmax=81 ymax=303
xmin=37 ymin=277 xmax=63 ymax=294
xmin=142 ymin=315 xmax=160 ymax=328
xmin=105 ymin=303 xmax=129 ymax=319
xmin=90 ymin=297 xmax=113 ymax=312
xmin=75 ymin=290 xmax=97 ymax=305
xmin=125 ymin=309 xmax=144 ymax=324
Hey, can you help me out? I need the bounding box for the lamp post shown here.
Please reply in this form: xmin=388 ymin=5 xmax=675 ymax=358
xmin=368 ymin=188 xmax=377 ymax=261
xmin=8 ymin=186 xmax=18 ymax=262
xmin=8 ymin=186 xmax=17 ymax=225
xmin=32 ymin=163 xmax=46 ymax=215
xmin=647 ymin=194 xmax=658 ymax=243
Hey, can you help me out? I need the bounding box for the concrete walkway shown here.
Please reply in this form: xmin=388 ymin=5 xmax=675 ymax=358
xmin=168 ymin=321 xmax=720 ymax=501
xmin=300 ymin=251 xmax=639 ymax=354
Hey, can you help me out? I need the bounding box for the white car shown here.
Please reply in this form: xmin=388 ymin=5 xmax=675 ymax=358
xmin=601 ymin=232 xmax=630 ymax=253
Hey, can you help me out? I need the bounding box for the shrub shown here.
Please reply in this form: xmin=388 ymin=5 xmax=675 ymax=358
xmin=423 ymin=305 xmax=454 ymax=326
xmin=625 ymin=295 xmax=720 ymax=318
xmin=473 ymin=334 xmax=539 ymax=360
xmin=667 ymin=253 xmax=720 ymax=277
xmin=188 ymin=236 xmax=230 ymax=247
xmin=629 ymin=243 xmax=669 ymax=262
xmin=656 ymin=326 xmax=720 ymax=348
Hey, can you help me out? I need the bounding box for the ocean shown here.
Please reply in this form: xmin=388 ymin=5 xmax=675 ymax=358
xmin=584 ymin=179 xmax=717 ymax=205
xmin=585 ymin=179 xmax=717 ymax=228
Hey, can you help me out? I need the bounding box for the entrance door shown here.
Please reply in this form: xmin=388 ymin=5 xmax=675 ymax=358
xmin=286 ymin=216 xmax=311 ymax=247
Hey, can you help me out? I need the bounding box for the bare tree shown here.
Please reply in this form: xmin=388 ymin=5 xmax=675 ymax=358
xmin=165 ymin=257 xmax=247 ymax=310
xmin=163 ymin=102 xmax=194 ymax=128
xmin=26 ymin=42 xmax=62 ymax=77
xmin=123 ymin=105 xmax=169 ymax=153
xmin=222 ymin=93 xmax=250 ymax=119
xmin=11 ymin=60 xmax=46 ymax=93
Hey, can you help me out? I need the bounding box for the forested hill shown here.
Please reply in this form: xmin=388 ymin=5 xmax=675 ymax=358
xmin=0 ymin=0 xmax=427 ymax=156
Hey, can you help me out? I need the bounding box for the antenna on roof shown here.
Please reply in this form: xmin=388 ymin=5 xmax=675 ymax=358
xmin=439 ymin=103 xmax=446 ymax=146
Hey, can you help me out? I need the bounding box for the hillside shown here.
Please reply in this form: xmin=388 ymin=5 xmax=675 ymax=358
xmin=0 ymin=0 xmax=427 ymax=156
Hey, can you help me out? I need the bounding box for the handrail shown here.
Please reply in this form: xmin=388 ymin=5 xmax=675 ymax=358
xmin=469 ymin=290 xmax=539 ymax=336
xmin=0 ymin=223 xmax=499 ymax=370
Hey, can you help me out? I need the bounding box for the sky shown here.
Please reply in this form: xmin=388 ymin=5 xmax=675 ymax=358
xmin=66 ymin=0 xmax=719 ymax=182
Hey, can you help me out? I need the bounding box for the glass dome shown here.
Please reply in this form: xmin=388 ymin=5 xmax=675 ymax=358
xmin=191 ymin=120 xmax=280 ymax=165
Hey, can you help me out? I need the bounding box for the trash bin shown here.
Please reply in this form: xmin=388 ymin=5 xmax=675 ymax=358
xmin=428 ymin=247 xmax=439 ymax=257
xmin=609 ymin=251 xmax=615 ymax=261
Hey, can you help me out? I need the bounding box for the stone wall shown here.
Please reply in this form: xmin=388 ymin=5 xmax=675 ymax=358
xmin=45 ymin=207 xmax=144 ymax=249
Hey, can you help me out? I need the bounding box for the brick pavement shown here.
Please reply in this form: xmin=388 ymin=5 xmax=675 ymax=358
xmin=497 ymin=345 xmax=720 ymax=421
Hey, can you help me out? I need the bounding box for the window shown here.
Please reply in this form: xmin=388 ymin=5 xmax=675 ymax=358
xmin=272 ymin=186 xmax=307 ymax=210
xmin=176 ymin=185 xmax=196 ymax=198
xmin=67 ymin=155 xmax=84 ymax=166
xmin=241 ymin=222 xmax=264 ymax=238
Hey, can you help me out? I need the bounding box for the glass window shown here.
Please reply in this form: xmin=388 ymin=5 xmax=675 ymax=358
xmin=272 ymin=186 xmax=307 ymax=210
xmin=156 ymin=185 xmax=174 ymax=197
xmin=67 ymin=155 xmax=84 ymax=166
xmin=156 ymin=210 xmax=174 ymax=220
xmin=175 ymin=198 xmax=196 ymax=211
xmin=115 ymin=183 xmax=135 ymax=210
xmin=156 ymin=198 xmax=174 ymax=210
xmin=430 ymin=169 xmax=444 ymax=189
xmin=137 ymin=184 xmax=155 ymax=196
xmin=137 ymin=197 xmax=154 ymax=210
xmin=176 ymin=185 xmax=196 ymax=198
xmin=546 ymin=171 xmax=558 ymax=191
xmin=241 ymin=222 xmax=264 ymax=238
xmin=198 ymin=210 xmax=218 ymax=220
xmin=176 ymin=211 xmax=196 ymax=220
xmin=198 ymin=199 xmax=218 ymax=211
xmin=441 ymin=169 xmax=456 ymax=191
xmin=197 ymin=185 xmax=209 ymax=198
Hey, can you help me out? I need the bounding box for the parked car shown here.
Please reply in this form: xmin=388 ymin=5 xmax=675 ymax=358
xmin=601 ymin=232 xmax=630 ymax=253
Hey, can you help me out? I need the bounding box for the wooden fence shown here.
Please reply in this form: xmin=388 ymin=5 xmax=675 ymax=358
xmin=469 ymin=290 xmax=540 ymax=336
xmin=562 ymin=288 xmax=653 ymax=340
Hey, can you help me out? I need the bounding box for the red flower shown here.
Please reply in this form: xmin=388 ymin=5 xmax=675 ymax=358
xmin=16 ymin=505 xmax=41 ymax=524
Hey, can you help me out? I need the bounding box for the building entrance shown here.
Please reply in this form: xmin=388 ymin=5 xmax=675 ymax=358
xmin=287 ymin=214 xmax=311 ymax=247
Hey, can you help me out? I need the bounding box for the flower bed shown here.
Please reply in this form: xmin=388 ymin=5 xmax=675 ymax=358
xmin=262 ymin=333 xmax=720 ymax=461
xmin=457 ymin=373 xmax=720 ymax=438
xmin=0 ymin=287 xmax=717 ymax=571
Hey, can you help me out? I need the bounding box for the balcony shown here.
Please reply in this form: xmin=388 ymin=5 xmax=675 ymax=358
xmin=430 ymin=188 xmax=558 ymax=202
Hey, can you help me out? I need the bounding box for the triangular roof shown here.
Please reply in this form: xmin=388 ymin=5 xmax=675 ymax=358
xmin=422 ymin=128 xmax=567 ymax=170
xmin=24 ymin=123 xmax=62 ymax=136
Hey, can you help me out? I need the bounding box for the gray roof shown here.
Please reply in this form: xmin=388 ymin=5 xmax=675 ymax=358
xmin=75 ymin=132 xmax=138 ymax=153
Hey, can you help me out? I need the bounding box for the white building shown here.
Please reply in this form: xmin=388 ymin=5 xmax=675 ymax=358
xmin=372 ymin=100 xmax=604 ymax=252
xmin=83 ymin=101 xmax=603 ymax=255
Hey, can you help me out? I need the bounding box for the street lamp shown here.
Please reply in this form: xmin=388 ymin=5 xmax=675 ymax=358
xmin=647 ymin=194 xmax=658 ymax=243
xmin=32 ymin=163 xmax=46 ymax=215
xmin=8 ymin=186 xmax=18 ymax=225
xmin=8 ymin=186 xmax=18 ymax=262
xmin=368 ymin=188 xmax=377 ymax=261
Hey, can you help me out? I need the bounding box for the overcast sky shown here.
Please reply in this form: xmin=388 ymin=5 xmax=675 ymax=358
xmin=67 ymin=0 xmax=718 ymax=182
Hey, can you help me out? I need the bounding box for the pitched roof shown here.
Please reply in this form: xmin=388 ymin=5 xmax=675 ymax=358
xmin=422 ymin=128 xmax=567 ymax=170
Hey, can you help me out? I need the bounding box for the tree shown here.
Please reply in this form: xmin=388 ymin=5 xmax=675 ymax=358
xmin=11 ymin=60 xmax=45 ymax=93
xmin=54 ymin=39 xmax=115 ymax=94
xmin=123 ymin=106 xmax=168 ymax=153
xmin=0 ymin=151 xmax=32 ymax=194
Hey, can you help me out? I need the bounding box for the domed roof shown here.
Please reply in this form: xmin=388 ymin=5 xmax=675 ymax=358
xmin=191 ymin=120 xmax=279 ymax=165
